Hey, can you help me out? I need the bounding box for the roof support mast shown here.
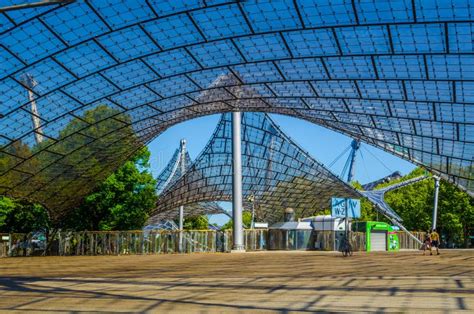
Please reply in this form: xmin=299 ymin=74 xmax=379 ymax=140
xmin=347 ymin=139 xmax=360 ymax=183
xmin=231 ymin=112 xmax=245 ymax=252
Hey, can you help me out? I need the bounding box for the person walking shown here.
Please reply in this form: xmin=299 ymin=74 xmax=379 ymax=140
xmin=423 ymin=232 xmax=431 ymax=255
xmin=430 ymin=229 xmax=440 ymax=255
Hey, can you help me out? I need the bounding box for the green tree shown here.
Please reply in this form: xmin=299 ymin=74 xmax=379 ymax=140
xmin=384 ymin=168 xmax=474 ymax=247
xmin=183 ymin=215 xmax=209 ymax=230
xmin=0 ymin=196 xmax=50 ymax=233
xmin=384 ymin=178 xmax=433 ymax=231
xmin=0 ymin=104 xmax=141 ymax=221
xmin=221 ymin=211 xmax=253 ymax=230
xmin=34 ymin=104 xmax=140 ymax=217
xmin=62 ymin=147 xmax=157 ymax=231
xmin=437 ymin=180 xmax=473 ymax=246
xmin=0 ymin=196 xmax=15 ymax=230
xmin=0 ymin=140 xmax=34 ymax=198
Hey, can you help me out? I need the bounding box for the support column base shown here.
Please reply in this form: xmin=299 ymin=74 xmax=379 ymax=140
xmin=230 ymin=249 xmax=246 ymax=253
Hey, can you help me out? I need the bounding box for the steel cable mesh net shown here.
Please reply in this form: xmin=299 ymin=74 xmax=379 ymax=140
xmin=0 ymin=0 xmax=473 ymax=218
xmin=152 ymin=141 xmax=227 ymax=223
xmin=147 ymin=202 xmax=228 ymax=224
xmin=153 ymin=112 xmax=362 ymax=224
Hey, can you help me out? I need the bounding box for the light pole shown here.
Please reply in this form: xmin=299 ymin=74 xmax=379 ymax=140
xmin=432 ymin=176 xmax=440 ymax=231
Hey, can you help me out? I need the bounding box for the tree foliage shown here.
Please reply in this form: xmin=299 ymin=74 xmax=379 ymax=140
xmin=221 ymin=211 xmax=253 ymax=230
xmin=384 ymin=168 xmax=473 ymax=247
xmin=0 ymin=196 xmax=50 ymax=233
xmin=62 ymin=147 xmax=157 ymax=231
xmin=0 ymin=140 xmax=33 ymax=197
xmin=1 ymin=146 xmax=157 ymax=232
xmin=0 ymin=104 xmax=140 ymax=218
xmin=1 ymin=104 xmax=157 ymax=232
xmin=183 ymin=215 xmax=209 ymax=230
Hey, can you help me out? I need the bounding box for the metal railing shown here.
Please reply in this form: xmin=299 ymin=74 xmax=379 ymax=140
xmin=0 ymin=230 xmax=425 ymax=257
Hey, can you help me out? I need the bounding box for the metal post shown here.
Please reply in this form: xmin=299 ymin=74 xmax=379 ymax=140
xmin=432 ymin=176 xmax=440 ymax=230
xmin=345 ymin=198 xmax=349 ymax=238
xmin=8 ymin=234 xmax=12 ymax=257
xmin=178 ymin=139 xmax=186 ymax=253
xmin=231 ymin=111 xmax=245 ymax=252
xmin=251 ymin=201 xmax=255 ymax=229
xmin=248 ymin=194 xmax=255 ymax=229
xmin=178 ymin=205 xmax=184 ymax=253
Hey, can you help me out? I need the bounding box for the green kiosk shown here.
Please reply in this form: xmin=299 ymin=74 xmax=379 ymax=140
xmin=352 ymin=221 xmax=399 ymax=252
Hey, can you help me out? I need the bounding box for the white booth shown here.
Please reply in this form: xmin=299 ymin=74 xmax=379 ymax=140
xmin=301 ymin=215 xmax=348 ymax=250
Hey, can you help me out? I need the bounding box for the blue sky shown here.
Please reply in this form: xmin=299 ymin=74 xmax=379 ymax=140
xmin=147 ymin=113 xmax=416 ymax=225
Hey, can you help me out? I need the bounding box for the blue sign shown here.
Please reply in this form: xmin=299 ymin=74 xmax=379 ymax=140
xmin=331 ymin=197 xmax=361 ymax=218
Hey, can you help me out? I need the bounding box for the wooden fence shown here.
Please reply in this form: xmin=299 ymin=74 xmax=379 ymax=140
xmin=0 ymin=230 xmax=424 ymax=257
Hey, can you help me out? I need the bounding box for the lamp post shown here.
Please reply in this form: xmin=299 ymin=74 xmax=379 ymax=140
xmin=432 ymin=176 xmax=440 ymax=230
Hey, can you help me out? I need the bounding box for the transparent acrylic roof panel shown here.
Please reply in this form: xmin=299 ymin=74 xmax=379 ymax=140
xmin=1 ymin=0 xmax=473 ymax=217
